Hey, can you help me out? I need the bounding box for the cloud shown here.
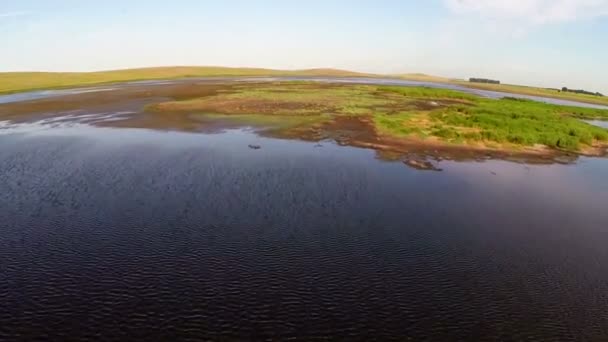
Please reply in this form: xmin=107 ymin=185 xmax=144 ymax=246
xmin=444 ymin=0 xmax=608 ymax=24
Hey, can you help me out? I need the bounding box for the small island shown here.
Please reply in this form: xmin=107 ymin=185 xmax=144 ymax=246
xmin=145 ymin=81 xmax=608 ymax=158
xmin=2 ymin=69 xmax=608 ymax=161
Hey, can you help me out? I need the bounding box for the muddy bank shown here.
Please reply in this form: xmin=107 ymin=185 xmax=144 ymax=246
xmin=0 ymin=81 xmax=604 ymax=165
xmin=267 ymin=115 xmax=581 ymax=165
xmin=0 ymin=82 xmax=233 ymax=121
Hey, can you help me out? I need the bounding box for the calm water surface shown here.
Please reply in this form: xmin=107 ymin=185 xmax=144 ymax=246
xmin=1 ymin=120 xmax=608 ymax=340
xmin=586 ymin=119 xmax=608 ymax=129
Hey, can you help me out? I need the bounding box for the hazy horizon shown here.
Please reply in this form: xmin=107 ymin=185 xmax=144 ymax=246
xmin=2 ymin=0 xmax=607 ymax=93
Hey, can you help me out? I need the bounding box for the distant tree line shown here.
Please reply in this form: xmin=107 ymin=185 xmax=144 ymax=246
xmin=560 ymin=87 xmax=603 ymax=97
xmin=469 ymin=78 xmax=500 ymax=84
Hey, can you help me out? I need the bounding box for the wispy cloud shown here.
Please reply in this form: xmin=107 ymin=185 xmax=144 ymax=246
xmin=444 ymin=0 xmax=608 ymax=24
xmin=0 ymin=11 xmax=30 ymax=19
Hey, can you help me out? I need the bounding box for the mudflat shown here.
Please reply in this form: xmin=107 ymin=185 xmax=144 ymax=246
xmin=2 ymin=77 xmax=608 ymax=341
xmin=3 ymin=80 xmax=607 ymax=164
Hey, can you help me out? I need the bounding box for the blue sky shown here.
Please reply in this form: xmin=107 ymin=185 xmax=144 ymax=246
xmin=1 ymin=0 xmax=607 ymax=92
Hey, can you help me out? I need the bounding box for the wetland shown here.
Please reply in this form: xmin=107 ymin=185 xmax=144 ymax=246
xmin=2 ymin=77 xmax=608 ymax=340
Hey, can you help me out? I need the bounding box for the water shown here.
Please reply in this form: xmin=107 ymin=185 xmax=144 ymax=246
xmin=1 ymin=120 xmax=608 ymax=340
xmin=1 ymin=76 xmax=607 ymax=109
xmin=586 ymin=119 xmax=608 ymax=129
xmin=0 ymin=87 xmax=119 ymax=104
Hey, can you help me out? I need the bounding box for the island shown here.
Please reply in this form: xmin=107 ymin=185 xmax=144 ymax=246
xmin=143 ymin=81 xmax=608 ymax=158
xmin=1 ymin=69 xmax=608 ymax=162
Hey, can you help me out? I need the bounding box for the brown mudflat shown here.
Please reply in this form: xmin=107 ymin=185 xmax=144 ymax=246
xmin=0 ymin=81 xmax=599 ymax=165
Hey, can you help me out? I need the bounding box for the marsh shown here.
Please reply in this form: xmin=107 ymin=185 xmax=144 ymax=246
xmin=1 ymin=78 xmax=608 ymax=340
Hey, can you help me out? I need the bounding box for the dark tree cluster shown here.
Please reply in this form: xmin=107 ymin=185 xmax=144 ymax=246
xmin=561 ymin=87 xmax=604 ymax=97
xmin=469 ymin=78 xmax=500 ymax=84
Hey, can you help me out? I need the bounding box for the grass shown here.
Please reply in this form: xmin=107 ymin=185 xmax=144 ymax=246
xmin=453 ymin=81 xmax=608 ymax=106
xmin=198 ymin=113 xmax=328 ymax=129
xmin=2 ymin=66 xmax=607 ymax=107
xmin=0 ymin=66 xmax=370 ymax=95
xmin=146 ymin=82 xmax=608 ymax=154
xmin=393 ymin=73 xmax=608 ymax=106
xmin=374 ymin=112 xmax=430 ymax=138
xmin=379 ymin=86 xmax=479 ymax=101
xmin=376 ymin=87 xmax=608 ymax=151
xmin=147 ymin=83 xmax=395 ymax=116
xmin=395 ymin=73 xmax=460 ymax=83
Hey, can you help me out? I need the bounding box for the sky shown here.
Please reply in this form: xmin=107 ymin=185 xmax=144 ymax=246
xmin=1 ymin=0 xmax=607 ymax=92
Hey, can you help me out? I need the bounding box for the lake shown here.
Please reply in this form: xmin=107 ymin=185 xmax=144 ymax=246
xmin=1 ymin=82 xmax=608 ymax=340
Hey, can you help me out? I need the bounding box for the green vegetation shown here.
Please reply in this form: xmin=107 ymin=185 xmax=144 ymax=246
xmin=3 ymin=66 xmax=607 ymax=107
xmin=379 ymin=86 xmax=478 ymax=101
xmin=393 ymin=73 xmax=608 ymax=106
xmin=561 ymin=87 xmax=603 ymax=97
xmin=0 ymin=66 xmax=370 ymax=95
xmin=147 ymin=83 xmax=397 ymax=116
xmin=394 ymin=73 xmax=457 ymax=83
xmin=377 ymin=87 xmax=608 ymax=151
xmin=452 ymin=81 xmax=608 ymax=106
xmin=198 ymin=113 xmax=328 ymax=130
xmin=147 ymin=82 xmax=608 ymax=154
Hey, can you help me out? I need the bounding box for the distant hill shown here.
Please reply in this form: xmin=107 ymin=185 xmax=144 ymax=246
xmin=1 ymin=66 xmax=607 ymax=107
xmin=393 ymin=73 xmax=456 ymax=83
xmin=0 ymin=66 xmax=372 ymax=94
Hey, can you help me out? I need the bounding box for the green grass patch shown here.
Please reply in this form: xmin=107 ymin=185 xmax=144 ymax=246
xmin=424 ymin=97 xmax=608 ymax=150
xmin=454 ymin=81 xmax=608 ymax=107
xmin=198 ymin=113 xmax=328 ymax=130
xmin=372 ymin=88 xmax=608 ymax=151
xmin=147 ymin=84 xmax=396 ymax=116
xmin=148 ymin=82 xmax=608 ymax=153
xmin=378 ymin=86 xmax=479 ymax=102
xmin=0 ymin=67 xmax=370 ymax=95
xmin=3 ymin=66 xmax=607 ymax=107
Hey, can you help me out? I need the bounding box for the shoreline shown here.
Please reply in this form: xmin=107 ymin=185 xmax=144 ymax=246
xmin=1 ymin=80 xmax=607 ymax=164
xmin=264 ymin=117 xmax=600 ymax=165
xmin=2 ymin=67 xmax=607 ymax=108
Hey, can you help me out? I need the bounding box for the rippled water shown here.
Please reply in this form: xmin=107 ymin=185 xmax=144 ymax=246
xmin=1 ymin=121 xmax=608 ymax=340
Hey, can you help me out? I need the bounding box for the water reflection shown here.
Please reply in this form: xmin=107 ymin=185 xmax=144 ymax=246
xmin=585 ymin=119 xmax=608 ymax=129
xmin=1 ymin=122 xmax=608 ymax=340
